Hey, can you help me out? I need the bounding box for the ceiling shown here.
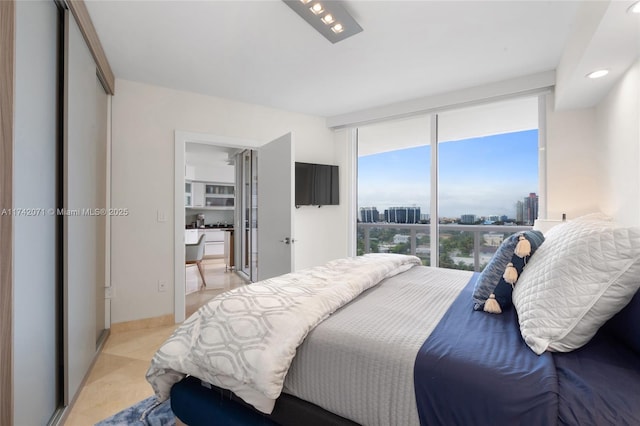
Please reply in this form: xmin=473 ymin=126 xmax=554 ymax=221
xmin=85 ymin=1 xmax=584 ymax=117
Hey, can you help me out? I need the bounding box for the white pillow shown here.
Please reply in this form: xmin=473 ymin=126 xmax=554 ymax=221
xmin=571 ymin=212 xmax=614 ymax=223
xmin=540 ymin=213 xmax=613 ymax=240
xmin=513 ymin=218 xmax=640 ymax=355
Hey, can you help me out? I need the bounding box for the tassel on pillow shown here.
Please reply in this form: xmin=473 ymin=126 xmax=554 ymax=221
xmin=514 ymin=234 xmax=531 ymax=258
xmin=503 ymin=262 xmax=518 ymax=286
xmin=484 ymin=294 xmax=502 ymax=314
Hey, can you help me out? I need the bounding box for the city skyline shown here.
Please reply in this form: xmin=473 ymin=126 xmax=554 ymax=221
xmin=357 ymin=129 xmax=538 ymax=218
xmin=359 ymin=191 xmax=537 ymax=224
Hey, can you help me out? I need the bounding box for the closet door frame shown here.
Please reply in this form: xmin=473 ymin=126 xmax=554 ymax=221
xmin=0 ymin=1 xmax=15 ymax=425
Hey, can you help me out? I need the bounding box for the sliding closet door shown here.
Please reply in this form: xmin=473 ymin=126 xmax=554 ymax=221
xmin=64 ymin=9 xmax=101 ymax=403
xmin=13 ymin=1 xmax=61 ymax=424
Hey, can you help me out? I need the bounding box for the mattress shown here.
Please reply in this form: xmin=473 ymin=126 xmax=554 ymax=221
xmin=169 ymin=265 xmax=471 ymax=426
xmin=147 ymin=254 xmax=421 ymax=413
xmin=168 ymin=263 xmax=640 ymax=426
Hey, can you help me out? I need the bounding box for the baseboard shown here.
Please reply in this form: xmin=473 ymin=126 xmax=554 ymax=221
xmin=110 ymin=314 xmax=174 ymax=334
xmin=203 ymin=254 xmax=223 ymax=259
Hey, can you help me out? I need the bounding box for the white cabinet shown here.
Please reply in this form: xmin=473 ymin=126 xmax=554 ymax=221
xmin=185 ymin=229 xmax=223 ymax=256
xmin=186 ymin=181 xmax=234 ymax=210
xmin=185 ymin=164 xmax=195 ymax=181
xmin=203 ymin=229 xmax=224 ymax=257
xmin=185 ymin=229 xmax=199 ymax=244
xmin=185 ymin=181 xmax=193 ymax=207
xmin=192 ymin=182 xmax=205 ymax=208
xmin=204 ymin=183 xmax=235 ymax=209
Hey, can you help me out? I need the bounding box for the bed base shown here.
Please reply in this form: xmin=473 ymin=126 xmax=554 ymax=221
xmin=170 ymin=376 xmax=360 ymax=426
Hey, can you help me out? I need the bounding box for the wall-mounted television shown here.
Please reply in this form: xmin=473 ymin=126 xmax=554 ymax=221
xmin=295 ymin=162 xmax=339 ymax=207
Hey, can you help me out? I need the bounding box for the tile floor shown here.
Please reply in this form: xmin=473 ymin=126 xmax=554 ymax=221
xmin=64 ymin=258 xmax=247 ymax=425
xmin=185 ymin=258 xmax=247 ymax=317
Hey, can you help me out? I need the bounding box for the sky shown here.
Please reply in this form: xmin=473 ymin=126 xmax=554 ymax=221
xmin=357 ymin=129 xmax=538 ymax=218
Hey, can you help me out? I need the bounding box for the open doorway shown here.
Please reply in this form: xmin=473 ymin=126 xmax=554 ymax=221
xmin=173 ymin=131 xmax=258 ymax=323
xmin=173 ymin=131 xmax=296 ymax=323
xmin=183 ymin=142 xmax=247 ymax=317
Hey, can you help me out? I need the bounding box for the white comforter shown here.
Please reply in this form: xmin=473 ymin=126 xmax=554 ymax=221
xmin=146 ymin=254 xmax=421 ymax=414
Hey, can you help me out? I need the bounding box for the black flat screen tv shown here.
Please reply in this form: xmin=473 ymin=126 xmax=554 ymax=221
xmin=295 ymin=162 xmax=339 ymax=207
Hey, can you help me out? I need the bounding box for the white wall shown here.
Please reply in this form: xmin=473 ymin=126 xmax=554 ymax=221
xmin=545 ymin=60 xmax=640 ymax=226
xmin=332 ymin=128 xmax=355 ymax=257
xmin=111 ymin=79 xmax=347 ymax=323
xmin=294 ymin=128 xmax=348 ymax=269
xmin=544 ymin=94 xmax=605 ymax=221
xmin=596 ymin=59 xmax=640 ymax=227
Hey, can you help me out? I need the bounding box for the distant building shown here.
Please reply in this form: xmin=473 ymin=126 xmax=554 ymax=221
xmin=523 ymin=193 xmax=539 ymax=225
xmin=359 ymin=207 xmax=380 ymax=223
xmin=385 ymin=207 xmax=421 ymax=224
xmin=516 ymin=201 xmax=524 ymax=223
xmin=460 ymin=214 xmax=476 ymax=224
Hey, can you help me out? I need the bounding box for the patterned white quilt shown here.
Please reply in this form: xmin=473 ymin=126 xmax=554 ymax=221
xmin=146 ymin=254 xmax=421 ymax=414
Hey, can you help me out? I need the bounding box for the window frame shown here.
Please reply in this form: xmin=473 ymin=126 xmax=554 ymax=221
xmin=351 ymin=94 xmax=547 ymax=269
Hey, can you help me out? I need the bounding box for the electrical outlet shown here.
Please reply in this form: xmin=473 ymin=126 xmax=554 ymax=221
xmin=158 ymin=280 xmax=167 ymax=292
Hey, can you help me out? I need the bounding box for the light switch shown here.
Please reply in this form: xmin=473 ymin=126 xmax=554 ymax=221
xmin=157 ymin=210 xmax=167 ymax=222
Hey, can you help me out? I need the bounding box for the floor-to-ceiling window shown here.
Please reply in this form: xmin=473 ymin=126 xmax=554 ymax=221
xmin=357 ymin=96 xmax=540 ymax=271
xmin=357 ymin=115 xmax=431 ymax=264
xmin=436 ymin=97 xmax=539 ymax=270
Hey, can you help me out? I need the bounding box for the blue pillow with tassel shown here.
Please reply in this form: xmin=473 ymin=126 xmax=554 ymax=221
xmin=473 ymin=230 xmax=544 ymax=314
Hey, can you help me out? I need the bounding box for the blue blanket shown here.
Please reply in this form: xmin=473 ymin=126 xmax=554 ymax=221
xmin=413 ymin=274 xmax=558 ymax=426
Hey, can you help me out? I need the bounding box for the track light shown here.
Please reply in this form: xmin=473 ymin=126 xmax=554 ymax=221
xmin=283 ymin=0 xmax=363 ymax=43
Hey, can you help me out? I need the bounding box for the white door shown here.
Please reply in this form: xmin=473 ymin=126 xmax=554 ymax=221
xmin=257 ymin=133 xmax=294 ymax=280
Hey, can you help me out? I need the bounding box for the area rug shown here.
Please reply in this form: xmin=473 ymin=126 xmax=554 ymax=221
xmin=95 ymin=396 xmax=175 ymax=426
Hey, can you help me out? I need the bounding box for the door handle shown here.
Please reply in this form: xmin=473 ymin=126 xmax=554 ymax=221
xmin=279 ymin=237 xmax=295 ymax=244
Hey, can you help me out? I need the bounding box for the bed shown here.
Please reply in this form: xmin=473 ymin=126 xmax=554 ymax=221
xmin=147 ymin=215 xmax=640 ymax=425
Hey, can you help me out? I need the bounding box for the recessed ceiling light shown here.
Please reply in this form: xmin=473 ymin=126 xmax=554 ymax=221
xmin=310 ymin=3 xmax=324 ymax=15
xmin=628 ymin=1 xmax=640 ymax=13
xmin=300 ymin=0 xmax=312 ymax=4
xmin=331 ymin=23 xmax=344 ymax=34
xmin=586 ymin=69 xmax=609 ymax=79
xmin=321 ymin=14 xmax=335 ymax=25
